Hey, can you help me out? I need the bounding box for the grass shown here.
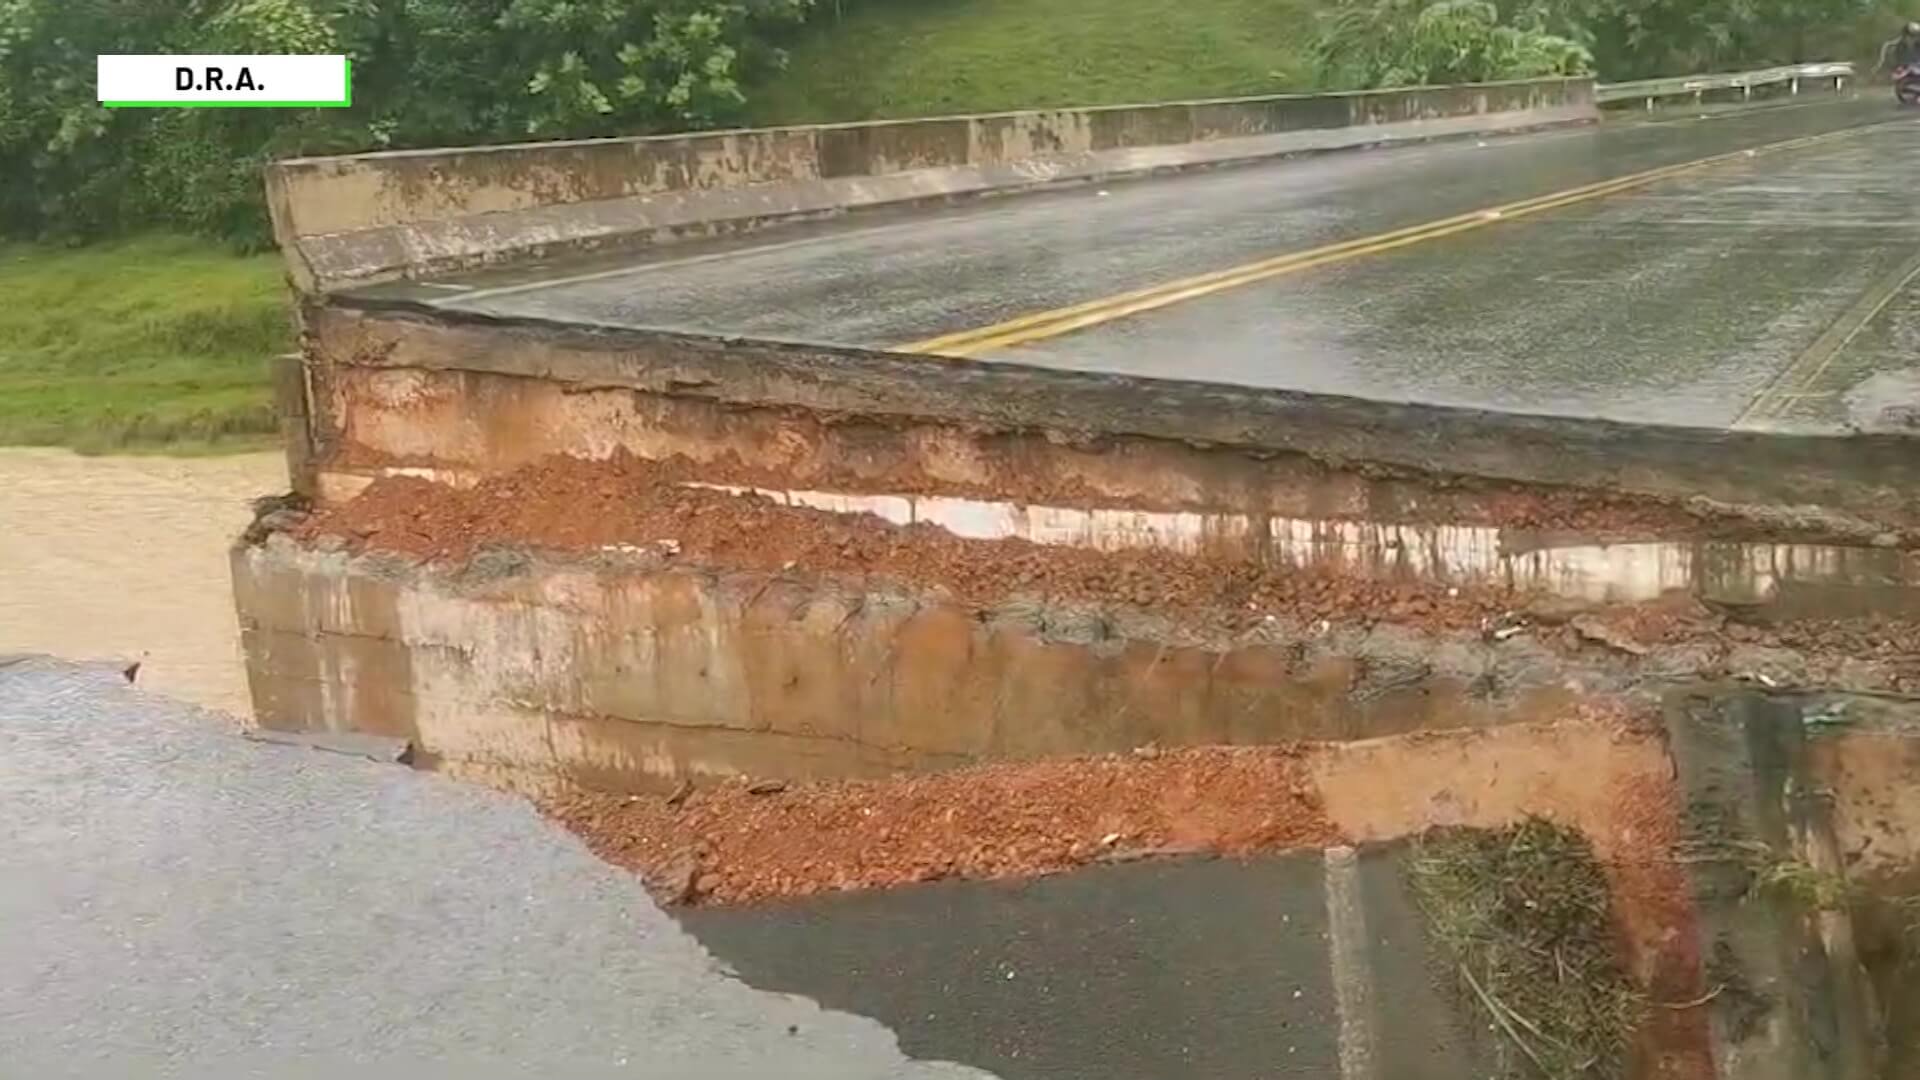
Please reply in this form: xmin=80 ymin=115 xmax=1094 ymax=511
xmin=1408 ymin=818 xmax=1642 ymax=1080
xmin=751 ymin=0 xmax=1325 ymax=125
xmin=0 ymin=236 xmax=290 ymax=454
xmin=752 ymin=0 xmax=1920 ymax=127
xmin=0 ymin=0 xmax=1324 ymax=456
xmin=19 ymin=2 xmax=1891 ymax=458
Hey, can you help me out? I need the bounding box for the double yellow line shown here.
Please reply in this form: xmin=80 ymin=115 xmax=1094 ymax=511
xmin=1732 ymin=247 xmax=1920 ymax=428
xmin=901 ymin=123 xmax=1889 ymax=359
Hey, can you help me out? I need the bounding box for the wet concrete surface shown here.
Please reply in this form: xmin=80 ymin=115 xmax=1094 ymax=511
xmin=0 ymin=657 xmax=988 ymax=1079
xmin=1003 ymin=126 xmax=1920 ymax=429
xmin=1797 ymin=252 xmax=1920 ymax=432
xmin=680 ymin=849 xmax=1486 ymax=1080
xmin=1350 ymin=847 xmax=1493 ymax=1078
xmin=363 ymin=97 xmax=1920 ymax=432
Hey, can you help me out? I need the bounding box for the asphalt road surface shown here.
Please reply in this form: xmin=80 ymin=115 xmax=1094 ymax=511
xmin=0 ymin=656 xmax=989 ymax=1080
xmin=372 ymin=96 xmax=1920 ymax=433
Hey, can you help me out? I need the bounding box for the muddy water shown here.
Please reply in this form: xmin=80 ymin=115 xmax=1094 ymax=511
xmin=0 ymin=449 xmax=284 ymax=719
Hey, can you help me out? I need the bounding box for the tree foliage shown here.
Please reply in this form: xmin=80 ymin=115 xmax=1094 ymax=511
xmin=1318 ymin=0 xmax=1892 ymax=87
xmin=0 ymin=0 xmax=1903 ymax=245
xmin=1502 ymin=0 xmax=1889 ymax=79
xmin=1501 ymin=0 xmax=1887 ymax=78
xmin=1316 ymin=0 xmax=1593 ymax=87
xmin=0 ymin=0 xmax=810 ymax=246
xmin=1535 ymin=0 xmax=1892 ymax=78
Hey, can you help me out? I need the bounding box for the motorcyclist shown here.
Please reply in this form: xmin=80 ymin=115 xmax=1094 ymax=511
xmin=1880 ymin=22 xmax=1920 ymax=70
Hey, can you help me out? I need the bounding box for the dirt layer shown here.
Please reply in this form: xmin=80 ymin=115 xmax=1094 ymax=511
xmin=290 ymin=453 xmax=1920 ymax=689
xmin=297 ymin=452 xmax=1524 ymax=632
xmin=549 ymin=745 xmax=1340 ymax=908
xmin=1550 ymin=595 xmax=1920 ymax=694
xmin=329 ymin=435 xmax=1904 ymax=547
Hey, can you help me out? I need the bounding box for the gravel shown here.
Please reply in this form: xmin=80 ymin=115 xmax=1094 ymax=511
xmin=0 ymin=655 xmax=990 ymax=1079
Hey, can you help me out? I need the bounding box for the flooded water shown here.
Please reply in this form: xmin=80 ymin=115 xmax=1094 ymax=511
xmin=0 ymin=448 xmax=285 ymax=719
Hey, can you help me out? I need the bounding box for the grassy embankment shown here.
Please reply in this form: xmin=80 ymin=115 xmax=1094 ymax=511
xmin=5 ymin=0 xmax=1320 ymax=454
xmin=0 ymin=236 xmax=289 ymax=454
xmin=751 ymin=0 xmax=1322 ymax=124
xmin=20 ymin=0 xmax=1902 ymax=453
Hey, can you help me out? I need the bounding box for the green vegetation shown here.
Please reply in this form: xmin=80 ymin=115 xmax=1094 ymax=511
xmin=749 ymin=0 xmax=1324 ymax=124
xmin=4 ymin=0 xmax=1905 ymax=248
xmin=1409 ymin=818 xmax=1642 ymax=1080
xmin=1314 ymin=0 xmax=1591 ymax=89
xmin=1 ymin=0 xmax=810 ymax=249
xmin=0 ymin=237 xmax=287 ymax=453
xmin=749 ymin=0 xmax=1600 ymax=124
xmin=756 ymin=0 xmax=1905 ymax=124
xmin=1 ymin=0 xmax=1912 ymax=453
xmin=1516 ymin=0 xmax=1911 ymax=81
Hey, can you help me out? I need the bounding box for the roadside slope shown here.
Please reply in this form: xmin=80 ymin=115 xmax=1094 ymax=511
xmin=751 ymin=0 xmax=1321 ymax=124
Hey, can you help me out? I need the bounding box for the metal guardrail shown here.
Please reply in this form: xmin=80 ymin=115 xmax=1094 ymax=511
xmin=1596 ymin=62 xmax=1855 ymax=107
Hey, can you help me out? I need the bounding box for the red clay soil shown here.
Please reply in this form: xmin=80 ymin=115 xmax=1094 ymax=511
xmin=293 ymin=453 xmax=1920 ymax=682
xmin=1567 ymin=592 xmax=1857 ymax=650
xmin=548 ymin=746 xmax=1340 ymax=907
xmin=1549 ymin=594 xmax=1920 ymax=692
xmin=329 ymin=440 xmax=1868 ymax=545
xmin=295 ymin=452 xmax=1516 ymax=632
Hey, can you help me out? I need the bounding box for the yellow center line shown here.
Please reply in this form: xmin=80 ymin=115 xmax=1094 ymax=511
xmin=899 ymin=122 xmax=1893 ymax=359
xmin=1732 ymin=246 xmax=1920 ymax=429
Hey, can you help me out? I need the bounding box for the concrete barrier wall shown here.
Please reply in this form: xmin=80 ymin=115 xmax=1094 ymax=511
xmin=267 ymin=77 xmax=1596 ymax=292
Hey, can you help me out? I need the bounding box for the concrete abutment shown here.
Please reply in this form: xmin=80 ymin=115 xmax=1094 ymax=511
xmin=239 ymin=77 xmax=1920 ymax=1077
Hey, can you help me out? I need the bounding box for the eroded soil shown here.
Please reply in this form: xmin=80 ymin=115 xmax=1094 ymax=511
xmin=551 ymin=745 xmax=1340 ymax=907
xmin=290 ymin=452 xmax=1920 ymax=694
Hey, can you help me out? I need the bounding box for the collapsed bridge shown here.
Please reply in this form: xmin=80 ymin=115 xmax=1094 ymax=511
xmin=236 ymin=74 xmax=1920 ymax=1078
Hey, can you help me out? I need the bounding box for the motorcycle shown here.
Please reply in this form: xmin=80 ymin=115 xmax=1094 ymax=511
xmin=1897 ymin=65 xmax=1920 ymax=106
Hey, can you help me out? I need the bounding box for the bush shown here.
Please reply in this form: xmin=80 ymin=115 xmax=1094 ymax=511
xmin=1409 ymin=818 xmax=1642 ymax=1080
xmin=0 ymin=0 xmax=812 ymax=248
xmin=1507 ymin=0 xmax=1898 ymax=80
xmin=1317 ymin=0 xmax=1904 ymax=88
xmin=2 ymin=0 xmax=1908 ymax=245
xmin=1316 ymin=0 xmax=1594 ymax=87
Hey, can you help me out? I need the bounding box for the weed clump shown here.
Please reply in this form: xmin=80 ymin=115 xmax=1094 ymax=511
xmin=1409 ymin=817 xmax=1642 ymax=1079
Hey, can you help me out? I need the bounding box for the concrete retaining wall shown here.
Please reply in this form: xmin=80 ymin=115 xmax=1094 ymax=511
xmin=233 ymin=537 xmax=1617 ymax=793
xmin=267 ymin=77 xmax=1596 ymax=292
xmin=230 ymin=526 xmax=1919 ymax=787
xmin=1664 ymin=690 xmax=1889 ymax=1080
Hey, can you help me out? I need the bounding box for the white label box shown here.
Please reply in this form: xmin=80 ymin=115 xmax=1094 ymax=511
xmin=98 ymin=55 xmax=350 ymax=107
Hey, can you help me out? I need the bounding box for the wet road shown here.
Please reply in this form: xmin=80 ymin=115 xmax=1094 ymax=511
xmin=370 ymin=97 xmax=1920 ymax=432
xmin=682 ymin=848 xmax=1491 ymax=1080
xmin=0 ymin=657 xmax=986 ymax=1079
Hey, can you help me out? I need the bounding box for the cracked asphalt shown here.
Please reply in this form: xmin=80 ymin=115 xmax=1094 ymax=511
xmin=0 ymin=656 xmax=989 ymax=1080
